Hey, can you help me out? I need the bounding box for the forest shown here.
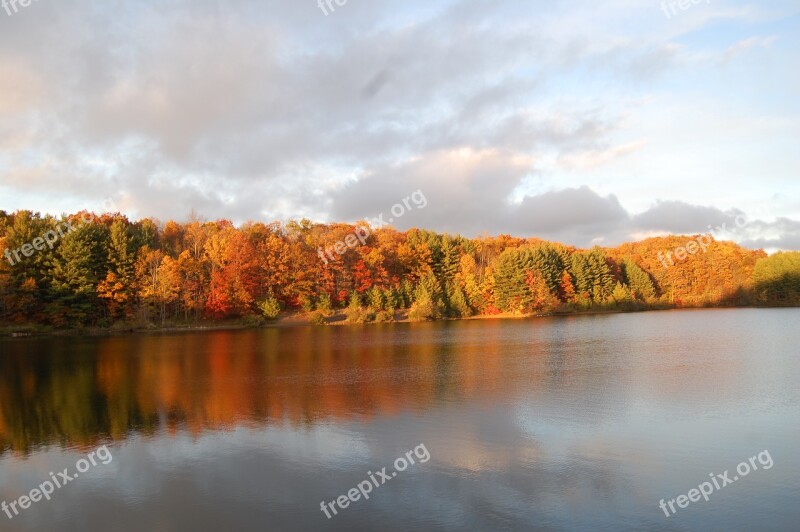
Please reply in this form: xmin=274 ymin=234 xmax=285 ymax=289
xmin=1 ymin=209 xmax=799 ymax=330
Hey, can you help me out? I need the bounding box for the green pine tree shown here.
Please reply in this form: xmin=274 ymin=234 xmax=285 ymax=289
xmin=612 ymin=281 xmax=631 ymax=304
xmin=445 ymin=281 xmax=472 ymax=317
xmin=438 ymin=237 xmax=461 ymax=284
xmin=493 ymin=249 xmax=535 ymax=313
xmin=366 ymin=286 xmax=385 ymax=311
xmin=569 ymin=252 xmax=592 ymax=300
xmin=409 ymin=281 xmax=441 ymax=321
xmin=623 ymin=259 xmax=656 ymax=301
xmin=588 ymin=247 xmax=614 ymax=304
xmin=47 ymin=221 xmax=108 ymax=325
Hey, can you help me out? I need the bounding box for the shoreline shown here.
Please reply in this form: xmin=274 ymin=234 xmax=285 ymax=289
xmin=0 ymin=304 xmax=793 ymax=339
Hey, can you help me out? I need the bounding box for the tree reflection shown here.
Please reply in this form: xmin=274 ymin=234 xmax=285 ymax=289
xmin=0 ymin=324 xmax=512 ymax=455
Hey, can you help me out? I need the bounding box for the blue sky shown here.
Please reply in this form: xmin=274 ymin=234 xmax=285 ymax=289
xmin=0 ymin=0 xmax=798 ymax=248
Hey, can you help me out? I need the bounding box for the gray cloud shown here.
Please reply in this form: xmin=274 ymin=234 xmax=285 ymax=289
xmin=632 ymin=200 xmax=743 ymax=234
xmin=510 ymin=187 xmax=630 ymax=245
xmin=330 ymin=176 xmax=800 ymax=250
xmin=329 ymin=148 xmax=532 ymax=236
xmin=738 ymin=218 xmax=800 ymax=251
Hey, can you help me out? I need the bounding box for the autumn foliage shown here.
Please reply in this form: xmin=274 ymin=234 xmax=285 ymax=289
xmin=0 ymin=209 xmax=797 ymax=328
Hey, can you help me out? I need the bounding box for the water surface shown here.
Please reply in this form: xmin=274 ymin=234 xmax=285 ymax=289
xmin=1 ymin=309 xmax=799 ymax=530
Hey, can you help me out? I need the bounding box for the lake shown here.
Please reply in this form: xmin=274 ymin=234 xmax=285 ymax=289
xmin=1 ymin=309 xmax=799 ymax=531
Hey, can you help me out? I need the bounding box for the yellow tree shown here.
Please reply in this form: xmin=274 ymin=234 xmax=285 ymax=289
xmin=456 ymin=254 xmax=482 ymax=312
xmin=525 ymin=269 xmax=557 ymax=312
xmin=177 ymin=250 xmax=207 ymax=320
xmin=135 ymin=246 xmax=164 ymax=322
xmin=97 ymin=272 xmax=132 ymax=320
xmin=154 ymin=256 xmax=181 ymax=325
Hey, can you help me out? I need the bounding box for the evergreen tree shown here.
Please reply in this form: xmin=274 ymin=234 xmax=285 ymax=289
xmin=258 ymin=295 xmax=281 ymax=319
xmin=348 ymin=291 xmax=361 ymax=308
xmin=101 ymin=218 xmax=136 ymax=318
xmin=612 ymin=281 xmax=631 ymax=304
xmin=409 ymin=280 xmax=441 ymax=321
xmin=4 ymin=211 xmax=54 ymax=287
xmin=400 ymin=279 xmax=414 ymax=307
xmin=445 ymin=281 xmax=472 ymax=317
xmin=316 ymin=293 xmax=333 ymax=316
xmin=526 ymin=244 xmax=564 ymax=294
xmin=438 ymin=237 xmax=461 ymax=284
xmin=623 ymin=259 xmax=656 ymax=301
xmin=382 ymin=288 xmax=398 ymax=312
xmin=493 ymin=249 xmax=530 ymax=312
xmin=569 ymin=253 xmax=592 ymax=300
xmin=417 ymin=272 xmax=444 ymax=309
xmin=587 ymin=247 xmax=614 ymax=304
xmin=131 ymin=218 xmax=158 ymax=251
xmin=366 ymin=286 xmax=385 ymax=311
xmin=47 ymin=220 xmax=108 ymax=325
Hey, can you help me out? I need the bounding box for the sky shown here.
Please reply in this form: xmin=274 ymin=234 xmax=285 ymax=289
xmin=0 ymin=0 xmax=798 ymax=249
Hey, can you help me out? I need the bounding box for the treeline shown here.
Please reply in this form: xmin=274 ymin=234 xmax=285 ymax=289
xmin=0 ymin=210 xmax=798 ymax=328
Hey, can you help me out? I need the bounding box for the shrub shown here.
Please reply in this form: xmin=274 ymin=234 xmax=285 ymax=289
xmin=345 ymin=292 xmax=373 ymax=323
xmin=309 ymin=311 xmax=326 ymax=325
xmin=299 ymin=296 xmax=314 ymax=313
xmin=346 ymin=307 xmax=374 ymax=323
xmin=374 ymin=310 xmax=394 ymax=323
xmin=258 ymin=296 xmax=281 ymax=320
xmin=242 ymin=314 xmax=265 ymax=327
xmin=408 ymin=292 xmax=440 ymax=321
xmin=316 ymin=294 xmax=334 ymax=317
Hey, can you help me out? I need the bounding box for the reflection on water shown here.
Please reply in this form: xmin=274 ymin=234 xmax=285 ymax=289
xmin=1 ymin=309 xmax=799 ymax=531
xmin=1 ymin=321 xmax=515 ymax=454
